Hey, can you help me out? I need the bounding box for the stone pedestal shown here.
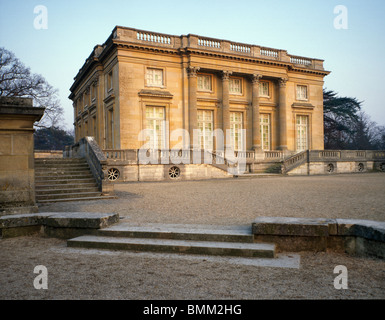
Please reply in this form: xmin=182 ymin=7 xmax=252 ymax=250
xmin=0 ymin=97 xmax=45 ymax=215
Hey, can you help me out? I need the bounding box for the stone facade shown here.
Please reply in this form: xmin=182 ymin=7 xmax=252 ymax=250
xmin=69 ymin=26 xmax=330 ymax=154
xmin=0 ymin=97 xmax=45 ymax=214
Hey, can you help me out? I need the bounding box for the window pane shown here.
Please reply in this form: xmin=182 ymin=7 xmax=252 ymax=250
xmin=297 ymin=85 xmax=308 ymax=100
xmin=198 ymin=75 xmax=212 ymax=91
xmin=230 ymin=112 xmax=243 ymax=151
xmin=146 ymin=106 xmax=165 ymax=149
xmin=260 ymin=82 xmax=269 ymax=96
xmin=229 ymin=78 xmax=242 ymax=94
xmin=260 ymin=114 xmax=270 ymax=150
xmin=197 ymin=110 xmax=213 ymax=150
xmin=296 ymin=115 xmax=308 ymax=151
xmin=147 ymin=68 xmax=163 ymax=86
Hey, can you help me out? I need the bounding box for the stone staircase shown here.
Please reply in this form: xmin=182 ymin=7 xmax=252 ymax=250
xmin=34 ymin=158 xmax=115 ymax=203
xmin=67 ymin=223 xmax=276 ymax=258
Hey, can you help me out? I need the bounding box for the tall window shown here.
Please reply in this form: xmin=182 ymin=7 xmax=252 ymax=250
xmin=230 ymin=112 xmax=244 ymax=151
xmin=259 ymin=81 xmax=269 ymax=97
xmin=197 ymin=110 xmax=213 ymax=150
xmin=146 ymin=68 xmax=163 ymax=87
xmin=296 ymin=115 xmax=309 ymax=151
xmin=106 ymin=109 xmax=114 ymax=149
xmin=229 ymin=78 xmax=242 ymax=94
xmin=197 ymin=74 xmax=212 ymax=91
xmin=107 ymin=71 xmax=113 ymax=92
xmin=296 ymin=85 xmax=308 ymax=101
xmin=146 ymin=106 xmax=165 ymax=149
xmin=91 ymin=84 xmax=97 ymax=102
xmin=260 ymin=114 xmax=271 ymax=150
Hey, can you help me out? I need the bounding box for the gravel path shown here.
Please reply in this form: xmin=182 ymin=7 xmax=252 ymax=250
xmin=1 ymin=173 xmax=384 ymax=300
xmin=38 ymin=173 xmax=385 ymax=225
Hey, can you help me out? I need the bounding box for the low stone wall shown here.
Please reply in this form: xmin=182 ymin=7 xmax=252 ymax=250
xmin=0 ymin=212 xmax=119 ymax=239
xmin=287 ymin=160 xmax=381 ymax=175
xmin=106 ymin=164 xmax=232 ymax=182
xmin=252 ymin=217 xmax=385 ymax=259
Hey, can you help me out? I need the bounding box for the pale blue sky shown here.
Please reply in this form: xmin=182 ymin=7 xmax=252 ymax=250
xmin=1 ymin=0 xmax=384 ymax=129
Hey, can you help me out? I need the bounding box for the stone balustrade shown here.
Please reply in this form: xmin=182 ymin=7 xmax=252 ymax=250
xmin=111 ymin=26 xmax=325 ymax=71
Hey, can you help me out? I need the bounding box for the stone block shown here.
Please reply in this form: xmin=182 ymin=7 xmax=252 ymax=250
xmin=0 ymin=212 xmax=119 ymax=239
xmin=336 ymin=219 xmax=385 ymax=242
xmin=44 ymin=212 xmax=120 ymax=229
xmin=0 ymin=213 xmax=51 ymax=228
xmin=0 ymin=135 xmax=12 ymax=155
xmin=252 ymin=217 xmax=334 ymax=237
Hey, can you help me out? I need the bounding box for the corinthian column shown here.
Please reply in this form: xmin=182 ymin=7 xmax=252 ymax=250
xmin=252 ymin=74 xmax=262 ymax=150
xmin=187 ymin=66 xmax=200 ymax=149
xmin=222 ymin=70 xmax=232 ymax=149
xmin=278 ymin=77 xmax=288 ymax=150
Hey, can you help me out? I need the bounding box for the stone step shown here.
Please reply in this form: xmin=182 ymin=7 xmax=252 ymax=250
xmin=35 ymin=187 xmax=100 ymax=195
xmin=234 ymin=173 xmax=282 ymax=178
xmin=67 ymin=235 xmax=276 ymax=258
xmin=34 ymin=162 xmax=88 ymax=168
xmin=35 ymin=173 xmax=94 ymax=180
xmin=35 ymin=164 xmax=90 ymax=169
xmin=35 ymin=168 xmax=91 ymax=174
xmin=35 ymin=169 xmax=92 ymax=175
xmin=36 ymin=191 xmax=103 ymax=201
xmin=33 ymin=157 xmax=113 ymax=204
xmin=97 ymin=223 xmax=254 ymax=243
xmin=35 ymin=183 xmax=98 ymax=190
xmin=35 ymin=178 xmax=97 ymax=185
xmin=35 ymin=158 xmax=87 ymax=163
xmin=37 ymin=195 xmax=117 ymax=203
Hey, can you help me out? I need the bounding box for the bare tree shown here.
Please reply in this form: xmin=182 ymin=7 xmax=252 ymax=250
xmin=0 ymin=47 xmax=63 ymax=128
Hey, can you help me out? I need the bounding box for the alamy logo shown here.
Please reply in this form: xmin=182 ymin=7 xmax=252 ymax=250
xmin=334 ymin=5 xmax=348 ymax=30
xmin=33 ymin=5 xmax=48 ymax=30
xmin=33 ymin=265 xmax=48 ymax=290
xmin=333 ymin=265 xmax=348 ymax=289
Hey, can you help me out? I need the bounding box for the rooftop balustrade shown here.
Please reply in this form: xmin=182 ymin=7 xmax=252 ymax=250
xmin=112 ymin=26 xmax=326 ymax=71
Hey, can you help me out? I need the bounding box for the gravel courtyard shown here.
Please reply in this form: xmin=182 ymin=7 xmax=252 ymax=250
xmin=39 ymin=172 xmax=385 ymax=224
xmin=1 ymin=173 xmax=384 ymax=300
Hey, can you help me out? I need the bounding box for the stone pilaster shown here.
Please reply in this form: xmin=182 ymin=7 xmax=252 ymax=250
xmin=187 ymin=66 xmax=200 ymax=149
xmin=278 ymin=77 xmax=288 ymax=151
xmin=251 ymin=74 xmax=262 ymax=151
xmin=222 ymin=70 xmax=232 ymax=149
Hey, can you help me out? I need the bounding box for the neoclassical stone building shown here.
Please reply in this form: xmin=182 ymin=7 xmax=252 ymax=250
xmin=69 ymin=26 xmax=330 ymax=156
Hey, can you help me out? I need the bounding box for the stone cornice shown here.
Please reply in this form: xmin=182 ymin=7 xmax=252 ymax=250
xmin=291 ymin=102 xmax=315 ymax=110
xmin=138 ymin=89 xmax=173 ymax=99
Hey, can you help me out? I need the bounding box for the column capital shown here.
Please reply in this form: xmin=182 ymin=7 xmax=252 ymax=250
xmin=221 ymin=70 xmax=233 ymax=81
xmin=251 ymin=73 xmax=263 ymax=84
xmin=92 ymin=72 xmax=100 ymax=86
xmin=278 ymin=77 xmax=288 ymax=88
xmin=187 ymin=66 xmax=200 ymax=78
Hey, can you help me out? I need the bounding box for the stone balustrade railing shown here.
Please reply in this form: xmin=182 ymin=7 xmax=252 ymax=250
xmin=111 ymin=26 xmax=326 ymax=71
xmin=282 ymin=150 xmax=309 ymax=174
xmin=309 ymin=150 xmax=385 ymax=161
xmin=102 ymin=148 xmax=289 ymax=164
